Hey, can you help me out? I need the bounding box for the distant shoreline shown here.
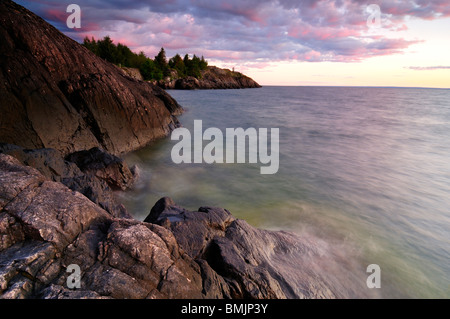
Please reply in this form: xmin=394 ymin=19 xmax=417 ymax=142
xmin=257 ymin=84 xmax=449 ymax=89
xmin=120 ymin=65 xmax=262 ymax=90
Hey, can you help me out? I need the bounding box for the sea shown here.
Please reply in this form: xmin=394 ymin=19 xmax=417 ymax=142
xmin=118 ymin=86 xmax=450 ymax=298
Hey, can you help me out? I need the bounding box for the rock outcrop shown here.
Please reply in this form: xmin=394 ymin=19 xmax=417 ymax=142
xmin=119 ymin=67 xmax=144 ymax=81
xmin=156 ymin=66 xmax=262 ymax=90
xmin=0 ymin=151 xmax=374 ymax=299
xmin=0 ymin=144 xmax=132 ymax=219
xmin=0 ymin=0 xmax=183 ymax=157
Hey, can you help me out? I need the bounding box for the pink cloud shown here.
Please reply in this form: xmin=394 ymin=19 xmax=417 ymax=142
xmin=17 ymin=0 xmax=449 ymax=66
xmin=44 ymin=8 xmax=67 ymax=23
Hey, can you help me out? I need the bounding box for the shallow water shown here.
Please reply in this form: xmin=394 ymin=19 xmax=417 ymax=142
xmin=118 ymin=86 xmax=450 ymax=298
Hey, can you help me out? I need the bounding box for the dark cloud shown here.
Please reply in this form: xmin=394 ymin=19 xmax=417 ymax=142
xmin=15 ymin=0 xmax=450 ymax=64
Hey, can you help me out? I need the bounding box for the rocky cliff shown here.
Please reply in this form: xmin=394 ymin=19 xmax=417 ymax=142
xmin=156 ymin=66 xmax=262 ymax=90
xmin=0 ymin=0 xmax=182 ymax=156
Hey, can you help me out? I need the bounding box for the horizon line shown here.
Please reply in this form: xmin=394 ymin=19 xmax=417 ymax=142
xmin=259 ymin=84 xmax=450 ymax=90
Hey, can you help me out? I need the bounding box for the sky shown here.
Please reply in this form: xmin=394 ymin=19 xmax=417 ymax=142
xmin=16 ymin=0 xmax=450 ymax=88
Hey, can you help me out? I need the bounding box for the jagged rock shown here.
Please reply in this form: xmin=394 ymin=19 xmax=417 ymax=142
xmin=61 ymin=174 xmax=130 ymax=219
xmin=119 ymin=67 xmax=144 ymax=81
xmin=0 ymin=241 xmax=57 ymax=298
xmin=0 ymin=154 xmax=210 ymax=299
xmin=66 ymin=147 xmax=135 ymax=191
xmin=147 ymin=197 xmax=376 ymax=299
xmin=0 ymin=0 xmax=183 ymax=157
xmin=0 ymin=143 xmax=81 ymax=182
xmin=0 ymin=153 xmax=376 ymax=299
xmin=145 ymin=197 xmax=235 ymax=259
xmin=0 ymin=144 xmax=131 ymax=218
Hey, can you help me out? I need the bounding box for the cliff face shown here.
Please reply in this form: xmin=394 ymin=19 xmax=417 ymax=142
xmin=156 ymin=66 xmax=262 ymax=90
xmin=0 ymin=0 xmax=182 ymax=156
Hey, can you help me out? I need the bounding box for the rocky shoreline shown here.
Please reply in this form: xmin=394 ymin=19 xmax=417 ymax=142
xmin=153 ymin=66 xmax=262 ymax=90
xmin=0 ymin=0 xmax=183 ymax=156
xmin=120 ymin=66 xmax=262 ymax=90
xmin=0 ymin=147 xmax=372 ymax=299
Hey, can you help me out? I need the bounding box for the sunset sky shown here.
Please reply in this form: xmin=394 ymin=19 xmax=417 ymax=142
xmin=17 ymin=0 xmax=450 ymax=88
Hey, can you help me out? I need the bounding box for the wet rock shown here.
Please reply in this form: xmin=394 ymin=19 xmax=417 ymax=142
xmin=61 ymin=174 xmax=130 ymax=219
xmin=148 ymin=198 xmax=375 ymax=299
xmin=145 ymin=197 xmax=235 ymax=259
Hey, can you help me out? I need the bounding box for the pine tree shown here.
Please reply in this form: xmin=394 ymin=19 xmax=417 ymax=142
xmin=82 ymin=37 xmax=208 ymax=81
xmin=169 ymin=54 xmax=185 ymax=77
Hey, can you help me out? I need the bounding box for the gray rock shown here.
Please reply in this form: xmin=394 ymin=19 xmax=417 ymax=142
xmin=61 ymin=174 xmax=130 ymax=219
xmin=145 ymin=197 xmax=235 ymax=259
xmin=39 ymin=284 xmax=112 ymax=299
xmin=0 ymin=241 xmax=57 ymax=298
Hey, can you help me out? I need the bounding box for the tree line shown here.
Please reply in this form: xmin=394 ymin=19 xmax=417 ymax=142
xmin=83 ymin=36 xmax=208 ymax=81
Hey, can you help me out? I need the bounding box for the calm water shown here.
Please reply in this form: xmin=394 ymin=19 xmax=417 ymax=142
xmin=119 ymin=86 xmax=450 ymax=298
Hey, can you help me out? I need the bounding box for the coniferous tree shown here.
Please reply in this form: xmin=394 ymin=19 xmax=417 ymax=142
xmin=169 ymin=54 xmax=185 ymax=77
xmin=155 ymin=48 xmax=170 ymax=77
xmin=200 ymin=55 xmax=208 ymax=70
xmin=83 ymin=37 xmax=208 ymax=81
xmin=97 ymin=36 xmax=115 ymax=63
